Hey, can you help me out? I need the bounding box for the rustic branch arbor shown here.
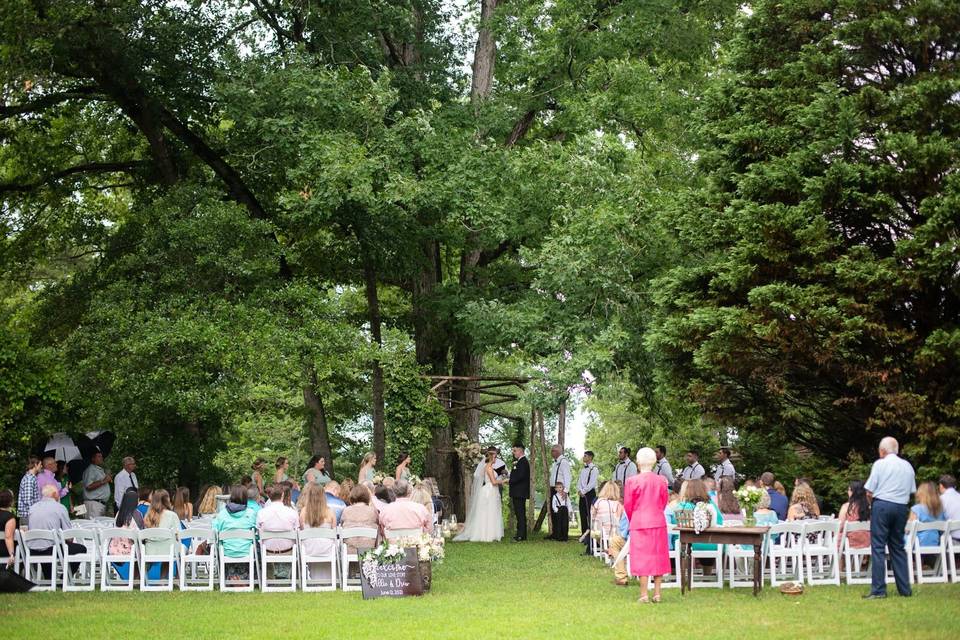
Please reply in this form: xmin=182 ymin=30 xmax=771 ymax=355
xmin=426 ymin=375 xmax=566 ymax=537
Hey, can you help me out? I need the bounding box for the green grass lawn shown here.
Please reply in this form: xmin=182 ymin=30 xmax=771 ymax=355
xmin=2 ymin=539 xmax=958 ymax=639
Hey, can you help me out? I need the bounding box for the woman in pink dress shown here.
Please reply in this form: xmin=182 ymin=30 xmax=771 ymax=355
xmin=623 ymin=447 xmax=671 ymax=603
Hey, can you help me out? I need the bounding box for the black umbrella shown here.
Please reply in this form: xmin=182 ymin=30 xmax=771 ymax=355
xmin=70 ymin=430 xmax=117 ymax=483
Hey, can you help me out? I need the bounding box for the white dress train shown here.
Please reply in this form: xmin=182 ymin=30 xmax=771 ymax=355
xmin=454 ymin=464 xmax=503 ymax=542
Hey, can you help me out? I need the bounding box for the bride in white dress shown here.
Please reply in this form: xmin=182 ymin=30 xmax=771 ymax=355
xmin=454 ymin=451 xmax=506 ymax=542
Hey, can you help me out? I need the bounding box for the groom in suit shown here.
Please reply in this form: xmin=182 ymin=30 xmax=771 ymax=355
xmin=509 ymin=444 xmax=530 ymax=542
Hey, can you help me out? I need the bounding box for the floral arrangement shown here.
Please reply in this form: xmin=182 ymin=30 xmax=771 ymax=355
xmin=372 ymin=472 xmax=386 ymax=485
xmin=453 ymin=433 xmax=483 ymax=464
xmin=734 ymin=485 xmax=766 ymax=524
xmin=692 ymin=501 xmax=714 ymax=534
xmin=360 ymin=542 xmax=407 ymax=582
xmin=395 ymin=532 xmax=446 ymax=563
xmin=408 ymin=474 xmax=422 ymax=486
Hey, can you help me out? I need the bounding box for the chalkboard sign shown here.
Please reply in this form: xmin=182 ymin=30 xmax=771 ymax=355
xmin=360 ymin=548 xmax=424 ymax=599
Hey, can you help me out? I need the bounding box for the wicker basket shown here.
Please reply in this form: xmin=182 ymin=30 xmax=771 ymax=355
xmin=779 ymin=581 xmax=804 ymax=596
xmin=674 ymin=508 xmax=695 ymax=528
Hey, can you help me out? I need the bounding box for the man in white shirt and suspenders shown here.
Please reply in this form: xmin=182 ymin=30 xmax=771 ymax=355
xmin=547 ymin=445 xmax=572 ymax=541
xmin=613 ymin=447 xmax=637 ymax=486
xmin=577 ymin=451 xmax=598 ymax=554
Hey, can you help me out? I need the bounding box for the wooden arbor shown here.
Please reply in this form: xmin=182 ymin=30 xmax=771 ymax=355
xmin=427 ymin=375 xmax=566 ymax=537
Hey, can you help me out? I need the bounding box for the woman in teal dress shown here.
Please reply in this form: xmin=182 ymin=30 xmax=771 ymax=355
xmin=302 ymin=455 xmax=332 ymax=487
xmin=669 ymin=479 xmax=723 ymax=573
xmin=395 ymin=452 xmax=412 ymax=481
xmin=358 ymin=452 xmax=377 ymax=484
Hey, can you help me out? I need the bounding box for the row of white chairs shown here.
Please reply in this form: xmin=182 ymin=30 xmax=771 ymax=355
xmin=594 ymin=518 xmax=960 ymax=589
xmin=14 ymin=524 xmax=422 ymax=592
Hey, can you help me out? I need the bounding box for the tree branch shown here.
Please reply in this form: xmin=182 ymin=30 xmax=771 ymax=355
xmin=0 ymin=86 xmax=105 ymax=119
xmin=0 ymin=161 xmax=149 ymax=194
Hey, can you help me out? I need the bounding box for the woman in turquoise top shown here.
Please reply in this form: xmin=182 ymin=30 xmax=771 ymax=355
xmin=739 ymin=491 xmax=779 ymax=551
xmin=358 ymin=451 xmax=377 ymax=484
xmin=669 ymin=479 xmax=724 ymax=550
xmin=395 ymin=452 xmax=412 ymax=481
xmin=910 ymin=481 xmax=946 ymax=547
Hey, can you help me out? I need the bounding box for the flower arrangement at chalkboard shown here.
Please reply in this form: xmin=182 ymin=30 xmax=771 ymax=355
xmin=734 ymin=485 xmax=766 ymax=526
xmin=360 ymin=542 xmax=406 ymax=582
xmin=395 ymin=533 xmax=445 ymax=563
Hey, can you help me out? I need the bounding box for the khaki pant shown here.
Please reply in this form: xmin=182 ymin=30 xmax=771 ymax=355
xmin=608 ymin=533 xmax=628 ymax=581
xmin=84 ymin=500 xmax=106 ymax=519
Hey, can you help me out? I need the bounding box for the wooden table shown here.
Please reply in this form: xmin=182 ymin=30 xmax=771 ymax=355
xmin=678 ymin=526 xmax=769 ymax=596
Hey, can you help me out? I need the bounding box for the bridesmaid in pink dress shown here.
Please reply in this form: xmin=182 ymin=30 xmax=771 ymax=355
xmin=623 ymin=447 xmax=671 ymax=603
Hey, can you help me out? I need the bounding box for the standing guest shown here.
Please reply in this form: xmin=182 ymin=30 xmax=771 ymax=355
xmin=174 ymin=487 xmax=193 ymax=522
xmin=143 ymin=489 xmax=181 ymax=580
xmin=864 ymin=436 xmax=916 ymax=599
xmin=341 ymin=484 xmax=379 ymax=553
xmin=577 ymin=451 xmax=599 ymax=554
xmin=909 ymin=481 xmax=945 ymax=548
xmin=17 ymin=457 xmax=41 ymax=522
xmin=938 ymin=475 xmax=960 ymax=543
xmin=246 ymin=486 xmax=263 ymax=514
xmin=551 ymin=482 xmax=571 ymax=542
xmin=358 ymin=452 xmax=378 ymax=484
xmin=302 ymin=455 xmax=332 ymax=487
xmin=0 ymin=489 xmax=18 ymax=567
xmin=298 ymin=483 xmax=337 ymax=580
xmin=760 ymin=472 xmax=788 ymax=521
xmin=713 ymin=448 xmax=736 ymax=482
xmin=654 ymin=446 xmax=675 ymax=486
xmin=613 ymin=447 xmax=638 ymax=485
xmin=678 ymin=450 xmax=706 ymax=483
xmin=55 ymin=461 xmax=72 ymax=512
xmin=213 ymin=486 xmax=257 ymax=581
xmin=395 ymin=452 xmax=412 ymax=481
xmin=717 ymin=477 xmax=741 ymax=520
xmin=324 ymin=481 xmax=346 ymax=524
xmin=110 ymin=489 xmax=143 ymax=581
xmin=546 ymin=445 xmax=572 ymax=540
xmin=838 ymin=480 xmax=871 ymax=551
xmin=256 ymin=484 xmax=300 ymax=577
xmin=196 ymin=485 xmax=221 ymax=516
xmin=339 ymin=478 xmax=356 ymax=504
xmin=379 ymin=479 xmax=431 ymax=533
xmin=508 ymin=445 xmax=530 ymax=542
xmin=113 ymin=457 xmax=138 ymax=509
xmin=82 ymin=451 xmax=112 ymax=519
xmin=28 ymin=485 xmax=86 ymax=578
xmin=274 ymin=456 xmax=301 ymax=491
xmin=36 ymin=456 xmax=68 ymax=501
xmin=623 ymin=448 xmax=671 ymax=604
xmin=251 ymin=458 xmax=266 ymax=495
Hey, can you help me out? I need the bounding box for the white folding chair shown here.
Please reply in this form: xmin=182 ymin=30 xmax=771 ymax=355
xmin=339 ymin=527 xmax=379 ymax=591
xmin=20 ymin=529 xmax=60 ymax=591
xmin=218 ymin=529 xmax=257 ymax=592
xmin=60 ymin=528 xmax=98 ymax=591
xmin=259 ymin=530 xmax=299 ymax=592
xmin=840 ymin=521 xmax=872 ymax=584
xmin=95 ymin=517 xmax=116 ymax=526
xmin=946 ymin=520 xmax=960 ymax=583
xmin=99 ymin=527 xmax=139 ymax=591
xmin=912 ymin=521 xmax=948 ymax=584
xmin=613 ymin=539 xmax=631 ymax=576
xmin=299 ymin=528 xmax=338 ymax=591
xmin=726 ymin=535 xmax=764 ymax=589
xmin=384 ymin=528 xmax=422 ymax=543
xmin=802 ymin=520 xmax=840 ymax=585
xmin=178 ymin=527 xmax=216 ymax=591
xmin=887 ymin=520 xmax=916 ymax=584
xmin=767 ymin=523 xmax=804 ymax=586
xmin=662 ymin=526 xmax=681 ymax=588
xmin=690 ymin=540 xmax=723 ymax=588
xmin=139 ymin=528 xmax=178 ymax=591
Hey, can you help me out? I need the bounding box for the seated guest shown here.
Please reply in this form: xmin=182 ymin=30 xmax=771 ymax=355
xmin=246 ymin=486 xmax=262 ymax=514
xmin=379 ymin=479 xmax=431 ymax=534
xmin=939 ymin=475 xmax=960 ymax=543
xmin=382 ymin=476 xmax=396 ymax=489
xmin=373 ymin=485 xmax=395 ymax=511
xmin=703 ymin=477 xmax=718 ymax=502
xmin=257 ymin=484 xmax=300 ymax=578
xmin=607 ymin=509 xmax=631 ymax=586
xmin=136 ymin=486 xmax=152 ymax=517
xmin=173 ymin=487 xmax=193 ymax=522
xmin=737 ymin=492 xmax=779 ymax=553
xmin=760 ymin=472 xmax=788 ymax=521
xmin=196 ymin=485 xmax=221 ymax=516
xmin=109 ymin=489 xmax=143 ymax=581
xmin=591 ymin=481 xmax=624 ymax=543
xmin=27 ymin=485 xmax=85 ymax=578
xmin=0 ymin=489 xmax=17 ymax=567
xmin=298 ymin=483 xmax=337 ymax=579
xmin=423 ymin=477 xmax=444 ymax=519
xmin=787 ymin=483 xmax=821 ymax=521
xmin=213 ymin=486 xmax=257 ymax=580
xmin=717 ymin=477 xmax=742 ymax=520
xmin=339 ymin=478 xmax=355 ymax=505
xmin=837 ymin=480 xmax=871 ymax=551
xmin=323 ymin=481 xmax=346 ymax=524
xmin=410 ymin=485 xmax=435 ymax=519
xmin=280 ymin=481 xmax=294 ymax=507
xmin=340 ymin=484 xmax=380 ymax=553
xmin=795 ymin=477 xmax=825 ymax=514
xmin=910 ymin=481 xmax=946 ymax=548
xmin=143 ymin=489 xmax=181 ymax=579
xmin=670 ymin=479 xmax=723 ymax=574
xmin=774 ymin=480 xmax=787 ymax=496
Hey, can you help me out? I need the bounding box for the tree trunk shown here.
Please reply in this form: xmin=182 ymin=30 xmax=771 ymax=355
xmin=303 ymin=366 xmax=334 ymax=474
xmin=363 ymin=254 xmax=387 ymax=462
xmin=471 ymin=0 xmax=499 ymax=105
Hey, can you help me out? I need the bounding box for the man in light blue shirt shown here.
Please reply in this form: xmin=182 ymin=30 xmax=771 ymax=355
xmin=863 ymin=437 xmax=915 ymax=599
xmin=938 ymin=475 xmax=960 ymax=542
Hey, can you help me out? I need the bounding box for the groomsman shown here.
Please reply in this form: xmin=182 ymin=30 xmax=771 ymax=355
xmin=508 ymin=445 xmax=530 ymax=541
xmin=546 ymin=445 xmax=571 ymax=540
xmin=577 ymin=451 xmax=598 ymax=554
xmin=654 ymin=445 xmax=674 ymax=486
xmin=713 ymin=447 xmax=735 ymax=482
xmin=613 ymin=447 xmax=637 ymax=485
xmin=678 ymin=450 xmax=706 ymax=482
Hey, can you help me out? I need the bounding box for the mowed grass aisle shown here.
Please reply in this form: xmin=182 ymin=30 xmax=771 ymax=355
xmin=2 ymin=539 xmax=958 ymax=640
